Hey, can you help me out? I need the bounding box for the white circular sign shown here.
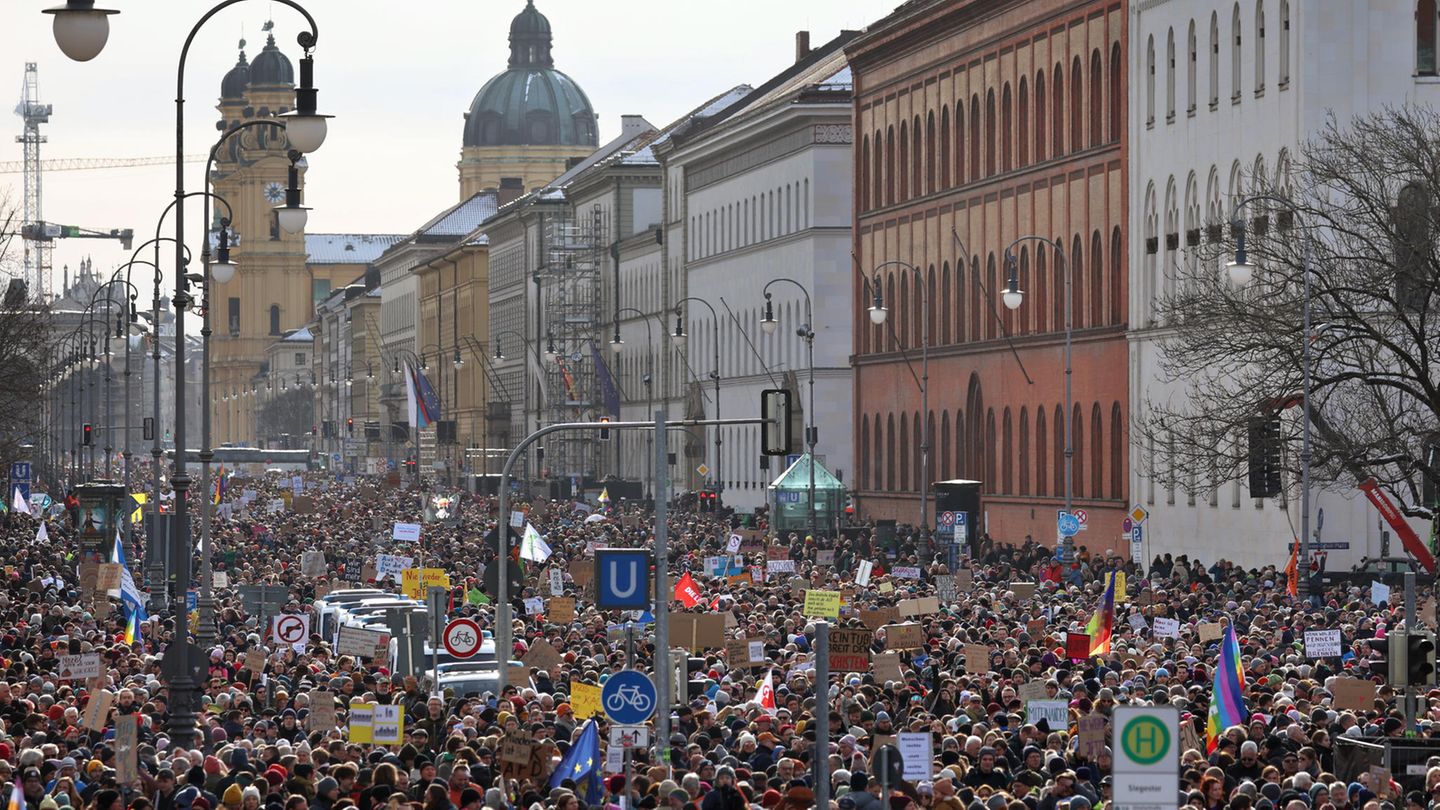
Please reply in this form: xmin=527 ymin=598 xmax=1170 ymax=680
xmin=274 ymin=615 xmax=306 ymax=645
xmin=443 ymin=617 xmax=483 ymax=659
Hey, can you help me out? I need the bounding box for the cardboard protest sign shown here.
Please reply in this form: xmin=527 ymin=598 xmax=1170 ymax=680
xmin=81 ymin=690 xmax=114 ymax=731
xmin=964 ymin=644 xmax=990 ymax=673
xmin=899 ymin=596 xmax=940 ymax=617
xmin=547 ymin=597 xmax=576 ymax=624
xmin=307 ymin=691 xmax=338 ymax=732
xmin=522 ymin=639 xmax=564 ymax=671
xmin=873 ymin=652 xmax=904 ymax=683
xmin=1198 ymin=622 xmax=1224 ymax=642
xmin=669 ymin=613 xmax=726 ymax=651
xmin=861 ymin=608 xmax=899 ymax=630
xmin=884 ymin=622 xmax=925 ymax=650
xmin=1010 ymin=582 xmax=1037 ymax=600
xmin=1332 ymin=677 xmax=1377 ymax=711
xmin=828 ymin=628 xmax=873 ymax=672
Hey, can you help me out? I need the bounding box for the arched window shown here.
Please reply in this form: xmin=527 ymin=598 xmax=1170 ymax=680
xmin=1166 ymin=29 xmax=1176 ymax=121
xmin=1279 ymin=1 xmax=1291 ymax=84
xmin=969 ymin=95 xmax=981 ymax=181
xmin=1091 ymin=403 xmax=1103 ymax=500
xmin=1036 ymin=407 xmax=1048 ymax=497
xmin=1422 ymin=0 xmax=1437 ymax=75
xmin=1145 ymin=37 xmax=1156 ymax=126
xmin=1110 ymin=402 xmax=1124 ymax=499
xmin=885 ymin=125 xmax=896 ymax=205
xmin=914 ymin=413 xmax=924 ymax=493
xmin=873 ymin=130 xmax=884 ymax=209
xmin=1090 ymin=230 xmax=1104 ymax=326
xmin=984 ymin=408 xmax=997 ymax=493
xmin=1070 ymin=56 xmax=1083 ymax=148
xmin=940 ymin=262 xmax=952 ymax=344
xmin=1111 ymin=226 xmax=1124 ymax=325
xmin=925 ymin=111 xmax=936 ymax=193
xmin=985 ymin=89 xmax=997 ymax=176
xmin=269 ymin=304 xmax=281 ymax=335
xmin=985 ymin=254 xmax=997 ymax=340
xmin=912 ymin=115 xmax=923 ymax=196
xmin=1018 ymin=78 xmax=1029 ymax=167
xmin=939 ymin=106 xmax=951 ymax=188
xmin=899 ymin=412 xmax=910 ymax=492
xmin=1036 ymin=247 xmax=1048 ymax=333
xmin=1110 ymin=43 xmax=1123 ymax=141
xmin=898 ymin=120 xmax=909 ymax=201
xmin=1034 ymin=72 xmax=1047 ymax=162
xmin=1209 ymin=12 xmax=1220 ymax=108
xmin=1231 ymin=3 xmax=1242 ymax=101
xmin=1090 ymin=50 xmax=1103 ymax=146
xmin=1002 ymin=408 xmax=1014 ymax=494
xmin=970 ymin=256 xmax=982 ymax=341
xmin=1019 ymin=407 xmax=1030 ymax=495
xmin=1053 ymin=65 xmax=1065 ymax=155
xmin=955 ymin=100 xmax=966 ymax=185
xmin=1001 ymin=83 xmax=1013 ymax=172
xmin=1187 ymin=22 xmax=1198 ymax=113
xmin=886 ymin=414 xmax=896 ymax=491
xmin=860 ymin=416 xmax=870 ymax=490
xmin=1053 ymin=404 xmax=1065 ymax=496
xmin=940 ymin=412 xmax=951 ymax=480
xmin=1073 ymin=403 xmax=1086 ymax=498
xmin=860 ymin=135 xmax=870 ymax=210
xmin=1018 ymin=247 xmax=1030 ymax=335
xmin=1255 ymin=0 xmax=1266 ymax=93
xmin=1071 ymin=235 xmax=1085 ymax=330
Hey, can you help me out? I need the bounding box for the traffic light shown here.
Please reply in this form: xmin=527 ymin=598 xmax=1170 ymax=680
xmin=82 ymin=423 xmax=92 ymax=446
xmin=598 ymin=415 xmax=611 ymax=442
xmin=1247 ymin=415 xmax=1282 ymax=498
xmin=1390 ymin=632 xmax=1437 ymax=687
xmin=346 ymin=417 xmax=354 ymax=436
xmin=760 ymin=389 xmax=794 ymax=455
xmin=1410 ymin=633 xmax=1436 ymax=687
xmin=311 ymin=425 xmax=318 ymax=437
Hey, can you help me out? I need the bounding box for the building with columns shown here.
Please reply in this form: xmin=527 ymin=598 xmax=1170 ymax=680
xmin=848 ymin=0 xmax=1129 ymax=552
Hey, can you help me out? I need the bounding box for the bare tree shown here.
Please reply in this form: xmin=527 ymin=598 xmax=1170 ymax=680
xmin=0 ymin=191 xmax=51 ymax=466
xmin=256 ymin=387 xmax=313 ymax=447
xmin=1140 ymin=106 xmax=1440 ymax=518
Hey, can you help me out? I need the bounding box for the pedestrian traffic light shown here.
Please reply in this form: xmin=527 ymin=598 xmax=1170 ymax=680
xmin=311 ymin=425 xmax=318 ymax=436
xmin=1409 ymin=632 xmax=1436 ymax=686
xmin=760 ymin=388 xmax=794 ymax=455
xmin=346 ymin=417 xmax=354 ymax=436
xmin=1247 ymin=414 xmax=1282 ymax=498
xmin=598 ymin=415 xmax=611 ymax=442
xmin=82 ymin=423 xmax=92 ymax=446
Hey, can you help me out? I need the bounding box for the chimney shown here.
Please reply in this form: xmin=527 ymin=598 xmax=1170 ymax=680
xmin=620 ymin=114 xmax=650 ymax=139
xmin=498 ymin=177 xmax=525 ymax=206
xmin=795 ymin=30 xmax=811 ymax=64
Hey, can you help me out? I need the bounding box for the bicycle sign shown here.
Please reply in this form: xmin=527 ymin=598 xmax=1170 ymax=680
xmin=442 ymin=617 xmax=483 ymax=659
xmin=601 ymin=669 xmax=656 ymax=724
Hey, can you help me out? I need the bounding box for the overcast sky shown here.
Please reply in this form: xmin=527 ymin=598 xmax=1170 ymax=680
xmin=0 ymin=0 xmax=896 ymax=296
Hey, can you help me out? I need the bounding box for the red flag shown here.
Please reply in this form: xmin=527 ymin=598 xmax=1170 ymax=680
xmin=674 ymin=572 xmax=702 ymax=608
xmin=755 ymin=669 xmax=777 ymax=715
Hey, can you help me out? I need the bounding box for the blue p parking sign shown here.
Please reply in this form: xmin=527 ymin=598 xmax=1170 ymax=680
xmin=596 ymin=549 xmax=650 ymax=610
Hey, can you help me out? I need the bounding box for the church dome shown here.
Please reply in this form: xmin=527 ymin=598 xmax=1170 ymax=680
xmin=220 ymin=47 xmax=250 ymax=101
xmin=248 ymin=31 xmax=294 ymax=89
xmin=461 ymin=1 xmax=597 ymax=149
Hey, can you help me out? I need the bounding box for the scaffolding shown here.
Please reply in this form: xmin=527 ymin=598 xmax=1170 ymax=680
xmin=541 ymin=207 xmax=605 ymax=486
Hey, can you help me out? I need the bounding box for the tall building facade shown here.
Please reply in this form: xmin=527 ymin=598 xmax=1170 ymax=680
xmin=848 ymin=0 xmax=1129 ymax=552
xmin=457 ymin=1 xmax=599 ymax=198
xmin=1128 ymin=0 xmax=1440 ymax=568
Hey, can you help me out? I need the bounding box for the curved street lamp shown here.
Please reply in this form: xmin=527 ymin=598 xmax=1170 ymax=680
xmin=761 ymin=278 xmax=819 ymax=539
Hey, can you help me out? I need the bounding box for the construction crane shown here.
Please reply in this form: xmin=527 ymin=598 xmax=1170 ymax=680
xmin=0 ymin=154 xmax=206 ymax=174
xmin=10 ymin=63 xmax=139 ymax=301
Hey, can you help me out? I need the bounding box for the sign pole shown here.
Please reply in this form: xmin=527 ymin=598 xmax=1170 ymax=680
xmin=653 ymin=410 xmax=671 ymax=769
xmin=814 ymin=621 xmax=830 ymax=810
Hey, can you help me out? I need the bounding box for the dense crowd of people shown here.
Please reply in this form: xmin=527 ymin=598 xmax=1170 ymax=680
xmin=0 ymin=466 xmax=1433 ymax=810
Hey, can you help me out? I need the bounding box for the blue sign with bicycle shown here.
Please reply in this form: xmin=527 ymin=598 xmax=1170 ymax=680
xmin=1057 ymin=510 xmax=1081 ymax=538
xmin=601 ymin=669 xmax=656 ymax=724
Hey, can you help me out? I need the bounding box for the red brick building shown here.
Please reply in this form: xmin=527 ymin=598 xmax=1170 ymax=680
xmin=847 ymin=0 xmax=1129 ymax=553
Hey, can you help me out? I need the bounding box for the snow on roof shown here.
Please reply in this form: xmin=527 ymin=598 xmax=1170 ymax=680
xmin=282 ymin=326 xmax=313 ymax=342
xmin=816 ymin=64 xmax=852 ymax=92
xmin=416 ymin=192 xmax=499 ymax=239
xmin=305 ymin=233 xmax=405 ymax=264
xmin=649 ymin=85 xmax=752 ymax=149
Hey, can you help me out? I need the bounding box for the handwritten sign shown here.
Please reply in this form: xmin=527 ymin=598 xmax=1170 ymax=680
xmin=57 ymin=653 xmax=102 ymax=680
xmin=1077 ymin=714 xmax=1107 ymax=759
xmin=307 ymin=691 xmax=337 ymax=733
xmin=873 ymin=652 xmax=904 ymax=683
xmin=570 ymin=682 xmax=603 ymax=720
xmin=899 ymin=596 xmax=940 ymax=617
xmin=522 ymin=639 xmax=563 ymax=671
xmin=372 ymin=704 xmax=404 ymax=745
xmin=803 ymin=590 xmax=841 ymax=619
xmin=548 ymin=597 xmax=576 ymax=624
xmin=81 ymin=690 xmax=113 ymax=731
xmin=1304 ymin=629 xmax=1342 ymax=658
xmin=829 ymin=628 xmax=873 ymax=672
xmin=884 ymin=622 xmax=925 ymax=650
xmin=1027 ymin=699 xmax=1069 ymax=729
xmin=892 ymin=566 xmax=921 ymax=579
xmin=1153 ymin=617 xmax=1181 ymax=639
xmin=861 ymin=607 xmax=899 ymax=630
xmin=964 ymin=644 xmax=990 ymax=673
xmin=1197 ymin=622 xmax=1224 ymax=643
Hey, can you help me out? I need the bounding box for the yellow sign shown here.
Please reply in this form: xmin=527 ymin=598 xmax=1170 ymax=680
xmin=878 ymin=581 xmax=895 ymax=594
xmin=401 ymin=568 xmax=451 ymax=599
xmin=1129 ymin=505 xmax=1149 ymax=523
xmin=1110 ymin=571 xmax=1128 ymax=604
xmin=347 ymin=701 xmax=375 ymax=744
xmin=570 ymin=681 xmax=603 ymax=720
xmin=130 ymin=493 xmax=147 ymax=525
xmin=802 ymin=589 xmax=841 ymax=619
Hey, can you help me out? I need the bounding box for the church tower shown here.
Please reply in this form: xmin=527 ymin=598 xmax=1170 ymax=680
xmin=457 ymin=1 xmax=599 ymax=198
xmin=209 ymin=27 xmax=313 ymax=446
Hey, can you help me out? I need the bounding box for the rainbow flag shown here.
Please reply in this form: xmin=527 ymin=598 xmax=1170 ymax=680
xmin=1206 ymin=622 xmax=1247 ymax=753
xmin=1084 ymin=572 xmax=1116 ymax=656
xmin=8 ymin=772 xmax=23 ymax=810
xmin=124 ymin=605 xmax=140 ymax=646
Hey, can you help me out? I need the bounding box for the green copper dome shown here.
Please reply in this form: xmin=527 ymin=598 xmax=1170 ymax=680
xmin=462 ymin=1 xmax=597 ymax=149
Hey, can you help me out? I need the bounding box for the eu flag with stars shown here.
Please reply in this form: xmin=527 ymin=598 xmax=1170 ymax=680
xmin=549 ymin=719 xmax=603 ymax=803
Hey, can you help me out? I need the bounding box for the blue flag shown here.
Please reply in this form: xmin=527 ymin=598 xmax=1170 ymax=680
xmin=591 ymin=343 xmax=621 ymax=416
xmin=549 ymin=719 xmax=603 ymax=803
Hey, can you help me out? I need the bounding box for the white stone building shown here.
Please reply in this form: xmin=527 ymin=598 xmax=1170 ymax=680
xmin=1128 ymin=0 xmax=1440 ymax=568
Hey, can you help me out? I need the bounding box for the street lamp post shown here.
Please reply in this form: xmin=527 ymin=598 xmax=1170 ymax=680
xmin=865 ymin=261 xmax=932 ymax=546
xmin=611 ymin=308 xmax=656 ymax=498
xmin=761 ymin=278 xmax=819 ymax=540
xmin=1000 ymin=236 xmax=1074 ymax=560
xmin=49 ymin=0 xmax=327 ymax=751
xmin=1224 ymin=193 xmax=1314 ymax=598
xmin=672 ymin=297 xmax=723 ymax=509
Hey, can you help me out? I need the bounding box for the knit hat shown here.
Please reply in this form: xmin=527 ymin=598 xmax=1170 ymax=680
xmin=222 ymin=785 xmax=243 ymax=808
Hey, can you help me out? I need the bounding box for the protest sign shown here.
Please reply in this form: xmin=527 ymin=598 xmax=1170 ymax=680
xmin=829 ymin=628 xmax=873 ymax=672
